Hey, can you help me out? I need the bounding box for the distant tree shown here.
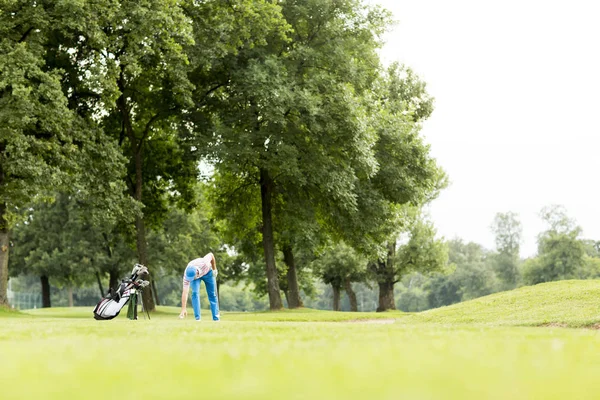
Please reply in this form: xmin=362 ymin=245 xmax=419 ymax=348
xmin=522 ymin=206 xmax=586 ymax=285
xmin=491 ymin=212 xmax=522 ymax=255
xmin=370 ymin=212 xmax=448 ymax=311
xmin=313 ymin=243 xmax=367 ymax=311
xmin=395 ymin=274 xmax=430 ymax=312
xmin=426 ymin=239 xmax=496 ymax=308
xmin=582 ymin=240 xmax=600 ymax=258
xmin=10 ymin=194 xmax=136 ymax=307
xmin=490 ymin=212 xmax=522 ymax=289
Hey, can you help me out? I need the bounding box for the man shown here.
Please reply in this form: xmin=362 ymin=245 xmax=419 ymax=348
xmin=179 ymin=252 xmax=220 ymax=321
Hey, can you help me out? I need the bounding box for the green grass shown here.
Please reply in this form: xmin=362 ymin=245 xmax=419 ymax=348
xmin=3 ymin=280 xmax=600 ymax=399
xmin=19 ymin=305 xmax=404 ymax=321
xmin=0 ymin=305 xmax=24 ymax=318
xmin=406 ymin=279 xmax=600 ymax=328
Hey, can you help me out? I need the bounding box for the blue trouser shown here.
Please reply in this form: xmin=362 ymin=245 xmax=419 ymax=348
xmin=190 ymin=269 xmax=220 ymax=321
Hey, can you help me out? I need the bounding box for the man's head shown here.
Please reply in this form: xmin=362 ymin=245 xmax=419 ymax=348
xmin=184 ymin=265 xmax=198 ymax=282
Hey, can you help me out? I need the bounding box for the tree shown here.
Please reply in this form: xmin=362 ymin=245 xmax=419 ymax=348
xmin=205 ymin=0 xmax=392 ymax=310
xmin=96 ymin=0 xmax=202 ymax=311
xmin=183 ymin=0 xmax=292 ymax=311
xmin=314 ymin=243 xmax=367 ymax=311
xmin=0 ymin=2 xmax=126 ymax=306
xmin=337 ymin=63 xmax=445 ymax=312
xmin=10 ymin=193 xmax=137 ymax=307
xmin=370 ymin=212 xmax=448 ymax=311
xmin=491 ymin=212 xmax=522 ymax=256
xmin=425 ymin=239 xmax=497 ymax=308
xmin=490 ymin=212 xmax=522 ymax=289
xmin=522 ymin=206 xmax=586 ymax=285
xmin=582 ymin=240 xmax=600 ymax=258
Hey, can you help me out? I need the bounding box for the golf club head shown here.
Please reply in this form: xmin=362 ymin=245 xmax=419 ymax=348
xmin=135 ymin=279 xmax=150 ymax=288
xmin=132 ymin=264 xmax=149 ymax=277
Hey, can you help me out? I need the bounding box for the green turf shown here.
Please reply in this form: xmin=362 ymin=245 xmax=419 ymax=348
xmin=0 ymin=305 xmax=24 ymax=318
xmin=19 ymin=305 xmax=404 ymax=321
xmin=3 ymin=280 xmax=600 ymax=399
xmin=406 ymin=279 xmax=600 ymax=328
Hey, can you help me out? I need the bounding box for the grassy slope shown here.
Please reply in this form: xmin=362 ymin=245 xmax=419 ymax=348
xmin=407 ymin=280 xmax=600 ymax=328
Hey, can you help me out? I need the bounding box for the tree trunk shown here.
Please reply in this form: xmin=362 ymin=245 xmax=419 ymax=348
xmin=95 ymin=271 xmax=105 ymax=297
xmin=133 ymin=148 xmax=155 ymax=312
xmin=377 ymin=281 xmax=395 ymax=312
xmin=332 ymin=285 xmax=341 ymax=311
xmin=40 ymin=275 xmax=51 ymax=308
xmin=344 ymin=279 xmax=358 ymax=312
xmin=135 ymin=213 xmax=155 ymax=312
xmin=0 ymin=202 xmax=9 ymax=306
xmin=67 ymin=286 xmax=74 ymax=307
xmin=260 ymin=168 xmax=283 ymax=310
xmin=120 ymin=88 xmax=155 ymax=312
xmin=283 ymin=245 xmax=303 ymax=308
xmin=109 ymin=269 xmax=119 ymax=292
xmin=376 ymin=241 xmax=397 ymax=312
xmin=151 ymin=279 xmax=160 ymax=306
xmin=283 ymin=290 xmax=290 ymax=308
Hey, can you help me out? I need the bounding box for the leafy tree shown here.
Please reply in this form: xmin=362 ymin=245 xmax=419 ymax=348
xmin=10 ymin=193 xmax=136 ymax=307
xmin=371 ymin=211 xmax=448 ymax=311
xmin=582 ymin=240 xmax=600 ymax=258
xmin=320 ymin=62 xmax=446 ymax=312
xmin=522 ymin=206 xmax=586 ymax=285
xmin=395 ymin=285 xmax=429 ymax=312
xmin=426 ymin=274 xmax=462 ymax=309
xmin=490 ymin=212 xmax=522 ymax=289
xmin=0 ymin=1 xmax=127 ymax=305
xmin=491 ymin=212 xmax=522 ymax=255
xmin=313 ymin=243 xmax=367 ymax=311
xmin=205 ymin=0 xmax=392 ymax=310
xmin=426 ymin=239 xmax=497 ymax=308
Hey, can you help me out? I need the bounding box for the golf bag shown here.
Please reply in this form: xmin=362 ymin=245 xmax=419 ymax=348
xmin=93 ymin=264 xmax=150 ymax=320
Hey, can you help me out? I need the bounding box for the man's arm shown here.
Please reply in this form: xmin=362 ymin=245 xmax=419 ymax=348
xmin=181 ymin=286 xmax=189 ymax=309
xmin=179 ymin=282 xmax=189 ymax=318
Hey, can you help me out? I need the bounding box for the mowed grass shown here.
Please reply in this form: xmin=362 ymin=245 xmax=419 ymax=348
xmin=3 ymin=280 xmax=600 ymax=400
xmin=407 ymin=279 xmax=600 ymax=328
xmin=20 ymin=305 xmax=404 ymax=322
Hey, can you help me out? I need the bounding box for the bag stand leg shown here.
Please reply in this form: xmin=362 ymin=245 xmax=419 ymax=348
xmin=140 ymin=288 xmax=151 ymax=320
xmin=127 ymin=289 xmax=138 ymax=320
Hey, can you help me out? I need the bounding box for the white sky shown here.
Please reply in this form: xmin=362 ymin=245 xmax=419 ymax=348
xmin=371 ymin=0 xmax=600 ymax=257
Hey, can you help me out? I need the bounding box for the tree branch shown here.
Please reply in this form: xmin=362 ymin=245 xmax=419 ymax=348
xmin=195 ymin=82 xmax=228 ymax=107
xmin=126 ymin=174 xmax=136 ymax=196
xmin=19 ymin=27 xmax=34 ymax=43
xmin=136 ymin=106 xmax=178 ymax=153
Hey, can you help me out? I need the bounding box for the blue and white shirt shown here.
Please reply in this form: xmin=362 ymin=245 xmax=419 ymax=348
xmin=182 ymin=254 xmax=212 ymax=289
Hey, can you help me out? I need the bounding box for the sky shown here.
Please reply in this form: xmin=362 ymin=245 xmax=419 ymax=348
xmin=370 ymin=0 xmax=600 ymax=256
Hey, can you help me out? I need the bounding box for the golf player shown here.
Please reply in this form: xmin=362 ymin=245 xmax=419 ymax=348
xmin=179 ymin=253 xmax=220 ymax=321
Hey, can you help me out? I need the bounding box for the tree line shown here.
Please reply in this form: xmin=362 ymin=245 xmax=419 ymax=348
xmin=10 ymin=189 xmax=599 ymax=313
xmin=2 ymin=0 xmax=454 ymax=313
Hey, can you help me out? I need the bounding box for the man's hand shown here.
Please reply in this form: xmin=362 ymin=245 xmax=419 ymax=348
xmin=179 ymin=309 xmax=187 ymax=319
xmin=213 ymin=269 xmax=218 ymax=278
